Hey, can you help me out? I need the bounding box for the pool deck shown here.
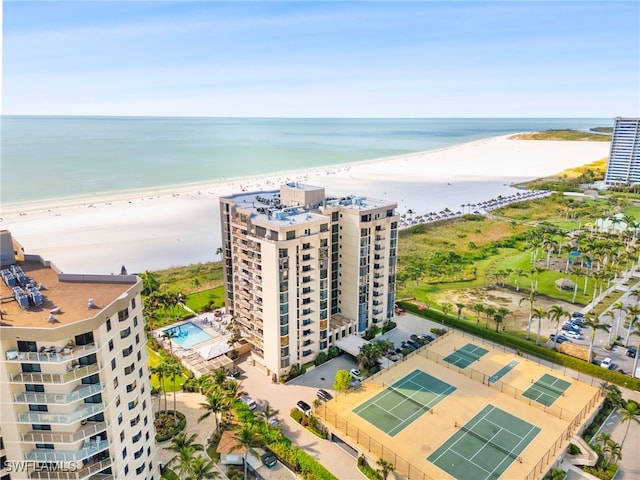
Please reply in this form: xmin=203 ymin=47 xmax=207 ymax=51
xmin=153 ymin=311 xmax=235 ymax=376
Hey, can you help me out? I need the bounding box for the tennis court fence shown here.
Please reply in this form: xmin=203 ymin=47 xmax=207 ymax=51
xmin=416 ymin=347 xmax=585 ymax=422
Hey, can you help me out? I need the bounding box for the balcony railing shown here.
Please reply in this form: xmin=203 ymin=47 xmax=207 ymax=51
xmin=22 ymin=422 xmax=107 ymax=444
xmin=10 ymin=364 xmax=101 ymax=384
xmin=17 ymin=403 xmax=105 ymax=425
xmin=15 ymin=384 xmax=103 ymax=405
xmin=29 ymin=457 xmax=112 ymax=480
xmin=5 ymin=344 xmax=99 ymax=363
xmin=25 ymin=439 xmax=110 ymax=463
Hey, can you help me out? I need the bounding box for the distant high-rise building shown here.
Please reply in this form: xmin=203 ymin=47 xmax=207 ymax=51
xmin=604 ymin=117 xmax=640 ymax=185
xmin=220 ymin=184 xmax=399 ymax=378
xmin=0 ymin=230 xmax=158 ymax=480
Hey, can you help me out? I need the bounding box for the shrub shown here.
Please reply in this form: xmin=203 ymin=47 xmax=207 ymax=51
xmin=382 ymin=320 xmax=397 ymax=333
xmin=268 ymin=439 xmax=338 ymax=480
xmin=314 ymin=351 xmax=328 ymax=366
xmin=327 ymin=346 xmax=340 ymax=359
xmin=357 ymin=456 xmax=383 ymax=480
xmin=154 ymin=411 xmax=186 ymax=442
xmin=568 ymin=443 xmax=581 ymax=455
xmin=290 ymin=408 xmax=304 ymax=424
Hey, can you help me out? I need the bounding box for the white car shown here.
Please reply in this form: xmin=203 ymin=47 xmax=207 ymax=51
xmin=564 ymin=330 xmax=583 ymax=340
xmin=600 ymin=357 xmax=613 ymax=369
xmin=350 ymin=368 xmax=364 ymax=381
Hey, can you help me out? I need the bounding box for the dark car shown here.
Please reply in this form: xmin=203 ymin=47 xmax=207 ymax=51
xmin=410 ymin=334 xmax=420 ymax=342
xmin=296 ymin=400 xmax=312 ymax=416
xmin=407 ymin=339 xmax=420 ymax=349
xmin=401 ymin=341 xmax=416 ymax=352
xmin=562 ymin=323 xmax=580 ymax=333
xmin=261 ymin=451 xmax=277 ymax=468
xmin=421 ymin=334 xmax=435 ymax=343
xmin=627 ymin=346 xmax=637 ymax=358
xmin=572 ymin=311 xmax=584 ymax=318
xmin=570 ymin=318 xmax=584 ymax=327
xmin=317 ymin=389 xmax=333 ymax=401
xmin=549 ymin=333 xmax=572 ymax=344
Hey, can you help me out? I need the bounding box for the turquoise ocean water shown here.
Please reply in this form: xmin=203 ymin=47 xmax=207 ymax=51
xmin=1 ymin=116 xmax=610 ymax=204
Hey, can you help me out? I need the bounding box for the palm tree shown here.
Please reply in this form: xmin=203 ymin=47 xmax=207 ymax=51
xmin=531 ymin=306 xmax=547 ymax=345
xmin=548 ymin=305 xmax=569 ymax=349
xmin=165 ymin=432 xmax=204 ymax=456
xmin=512 ymin=268 xmax=528 ymax=291
xmin=519 ymin=289 xmax=538 ymax=340
xmin=167 ymin=362 xmax=183 ymax=424
xmin=493 ymin=313 xmax=504 ymax=332
xmin=624 ymin=305 xmax=640 ymax=346
xmin=232 ymin=424 xmax=263 ymax=480
xmin=261 ymin=401 xmax=280 ymax=425
xmin=456 ymin=303 xmax=464 ymax=321
xmin=472 ymin=303 xmax=484 ymax=325
xmin=151 ymin=363 xmax=170 ymax=413
xmin=198 ymin=389 xmax=230 ymax=435
xmin=618 ymin=400 xmax=640 ymax=447
xmin=584 ymin=316 xmax=611 ymax=363
xmin=215 ymin=246 xmax=223 ymax=260
xmin=484 ymin=306 xmax=496 ymax=329
xmin=629 ymin=322 xmax=640 ymax=379
xmin=167 ymin=446 xmax=197 ymax=479
xmin=612 ymin=301 xmax=626 ymax=339
xmin=376 ymin=458 xmax=395 ymax=480
xmin=140 ymin=270 xmax=160 ymax=295
xmin=440 ymin=302 xmax=453 ymax=321
xmin=162 ymin=329 xmax=179 ymax=358
xmin=187 ymin=456 xmax=221 ymax=480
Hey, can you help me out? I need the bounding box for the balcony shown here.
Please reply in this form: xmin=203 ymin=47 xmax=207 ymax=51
xmin=15 ymin=383 xmax=103 ymax=405
xmin=17 ymin=403 xmax=105 ymax=425
xmin=22 ymin=422 xmax=107 ymax=444
xmin=5 ymin=344 xmax=99 ymax=363
xmin=29 ymin=457 xmax=113 ymax=480
xmin=10 ymin=364 xmax=101 ymax=384
xmin=25 ymin=438 xmax=110 ymax=463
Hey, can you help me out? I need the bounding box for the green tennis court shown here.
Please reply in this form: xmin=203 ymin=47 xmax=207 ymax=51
xmin=444 ymin=343 xmax=489 ymax=368
xmin=353 ymin=369 xmax=456 ymax=437
xmin=428 ymin=404 xmax=541 ymax=480
xmin=523 ymin=373 xmax=572 ymax=407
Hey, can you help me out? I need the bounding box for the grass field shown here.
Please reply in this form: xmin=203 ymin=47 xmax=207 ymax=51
xmin=184 ymin=286 xmax=225 ymax=313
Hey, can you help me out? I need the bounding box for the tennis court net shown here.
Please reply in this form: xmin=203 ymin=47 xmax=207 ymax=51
xmin=457 ymin=348 xmax=483 ymax=363
xmin=534 ymin=382 xmax=566 ymax=397
xmin=459 ymin=424 xmax=520 ymax=461
xmin=387 ymin=386 xmax=429 ymax=412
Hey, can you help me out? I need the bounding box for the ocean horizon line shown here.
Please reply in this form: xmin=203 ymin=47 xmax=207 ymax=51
xmin=1 ymin=114 xmax=613 ymax=120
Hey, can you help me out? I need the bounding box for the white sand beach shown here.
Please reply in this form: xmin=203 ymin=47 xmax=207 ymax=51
xmin=2 ymin=134 xmax=609 ymax=274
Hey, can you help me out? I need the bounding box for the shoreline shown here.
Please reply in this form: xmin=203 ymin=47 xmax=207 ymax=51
xmin=1 ymin=134 xmax=609 ymax=274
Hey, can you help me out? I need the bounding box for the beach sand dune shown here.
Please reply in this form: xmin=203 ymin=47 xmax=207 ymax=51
xmin=2 ymin=135 xmax=609 ymax=274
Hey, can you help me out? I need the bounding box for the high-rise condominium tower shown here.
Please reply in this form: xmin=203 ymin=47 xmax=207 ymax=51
xmin=0 ymin=231 xmax=158 ymax=480
xmin=604 ymin=117 xmax=640 ymax=185
xmin=220 ymin=183 xmax=399 ymax=378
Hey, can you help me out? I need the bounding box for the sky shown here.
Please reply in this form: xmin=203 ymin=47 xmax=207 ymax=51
xmin=2 ymin=1 xmax=639 ymax=118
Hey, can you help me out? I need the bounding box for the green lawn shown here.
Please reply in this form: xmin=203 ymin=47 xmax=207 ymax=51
xmin=184 ymin=286 xmax=225 ymax=313
xmin=147 ymin=346 xmax=189 ymax=392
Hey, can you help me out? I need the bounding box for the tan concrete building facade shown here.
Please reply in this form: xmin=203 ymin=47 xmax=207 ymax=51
xmin=220 ymin=184 xmax=399 ymax=378
xmin=0 ymin=231 xmax=158 ymax=480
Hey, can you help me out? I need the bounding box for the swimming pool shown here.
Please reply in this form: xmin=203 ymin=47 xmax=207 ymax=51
xmin=164 ymin=322 xmax=212 ymax=349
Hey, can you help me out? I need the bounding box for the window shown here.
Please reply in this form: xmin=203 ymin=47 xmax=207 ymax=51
xmin=35 ymin=444 xmax=54 ymax=450
xmin=286 ymin=231 xmax=295 ymax=240
xmin=120 ymin=431 xmax=125 ymax=442
xmin=144 ymin=415 xmax=148 ymax=426
xmin=118 ymin=308 xmax=129 ymax=322
xmin=132 ymin=431 xmax=142 ymax=443
xmin=109 ymin=340 xmax=114 ymax=352
xmin=75 ymin=332 xmax=94 ymax=346
xmin=125 ymin=363 xmax=135 ymax=375
xmin=115 ymin=396 xmax=121 ymax=408
xmin=29 ymin=405 xmax=48 ymax=412
xmin=124 ymin=466 xmax=129 ymax=476
xmin=106 ymin=319 xmax=112 ymax=332
xmin=113 ymin=377 xmax=119 ymax=389
xmin=128 ymin=398 xmax=139 ymax=410
xmin=25 ymin=384 xmax=45 ymax=392
xmin=134 ymin=447 xmax=144 ymax=459
xmin=32 ymin=424 xmax=51 ymax=431
xmin=21 ymin=363 xmax=41 ymax=373
xmin=133 ymin=316 xmax=138 ymax=327
xmin=120 ymin=327 xmax=131 ymax=339
xmin=135 ymin=333 xmax=140 ymax=345
xmin=122 ymin=345 xmax=133 ymax=357
xmin=111 ymin=359 xmax=116 ymax=371
xmin=137 ymin=350 xmax=142 ymax=361
xmin=127 ymin=380 xmax=137 ymax=393
xmin=135 ymin=464 xmax=145 ymax=475
xmin=122 ymin=448 xmax=127 ymax=459
xmin=118 ymin=413 xmax=123 ymax=425
xmin=131 ymin=298 xmax=136 ymax=310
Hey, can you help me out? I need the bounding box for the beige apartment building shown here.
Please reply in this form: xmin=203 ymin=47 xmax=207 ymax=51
xmin=0 ymin=231 xmax=158 ymax=480
xmin=220 ymin=183 xmax=399 ymax=378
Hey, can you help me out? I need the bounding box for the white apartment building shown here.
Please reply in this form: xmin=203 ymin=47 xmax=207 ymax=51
xmin=0 ymin=231 xmax=158 ymax=480
xmin=220 ymin=183 xmax=399 ymax=378
xmin=604 ymin=117 xmax=640 ymax=185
